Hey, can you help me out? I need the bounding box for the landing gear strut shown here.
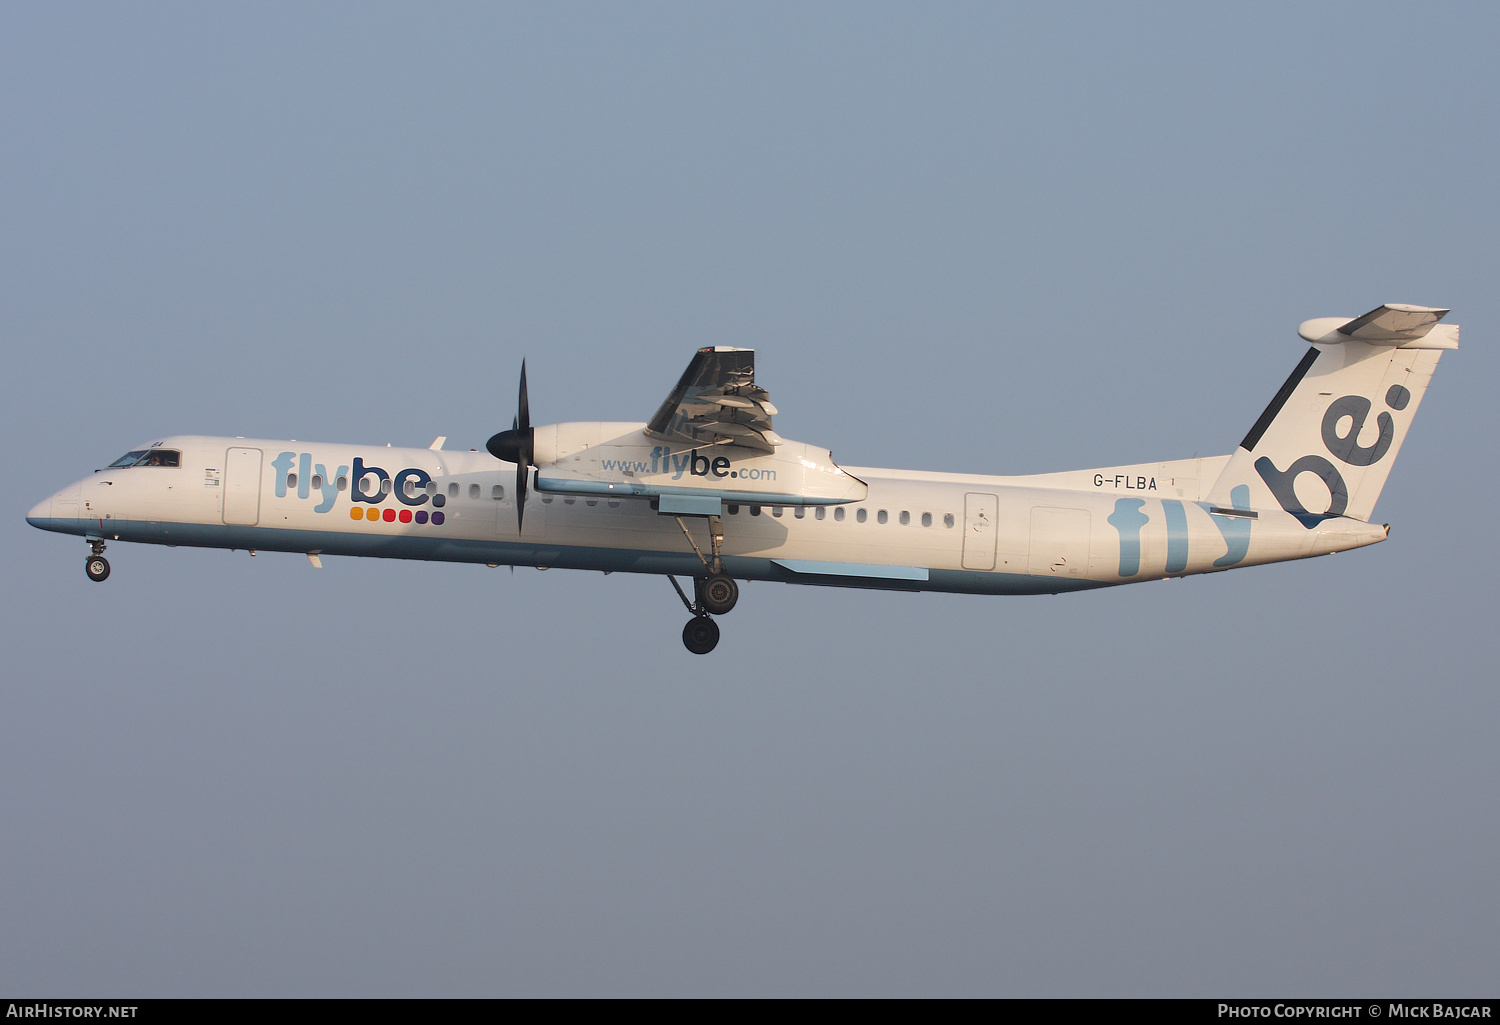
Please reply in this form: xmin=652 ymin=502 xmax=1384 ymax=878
xmin=667 ymin=513 xmax=740 ymax=653
xmin=85 ymin=541 xmax=109 ymax=583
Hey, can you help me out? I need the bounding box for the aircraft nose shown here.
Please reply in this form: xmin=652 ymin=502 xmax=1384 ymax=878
xmin=26 ymin=495 xmax=52 ymax=526
xmin=27 ymin=482 xmax=81 ymax=531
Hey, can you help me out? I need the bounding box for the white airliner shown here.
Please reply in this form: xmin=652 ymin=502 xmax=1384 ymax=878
xmin=28 ymin=303 xmax=1456 ymax=653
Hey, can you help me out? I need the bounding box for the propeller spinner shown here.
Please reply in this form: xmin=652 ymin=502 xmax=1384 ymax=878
xmin=485 ymin=360 xmax=533 ymax=532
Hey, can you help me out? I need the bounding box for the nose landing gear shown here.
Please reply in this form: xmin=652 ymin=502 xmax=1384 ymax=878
xmin=85 ymin=541 xmax=110 ymax=582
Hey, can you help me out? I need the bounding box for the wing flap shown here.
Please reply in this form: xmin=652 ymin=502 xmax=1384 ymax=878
xmin=646 ymin=347 xmax=780 ymax=450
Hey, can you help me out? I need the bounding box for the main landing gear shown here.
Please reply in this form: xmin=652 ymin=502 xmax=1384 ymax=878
xmin=85 ymin=541 xmax=110 ymax=582
xmin=682 ymin=611 xmax=720 ymax=655
xmin=670 ymin=573 xmax=739 ymax=654
xmin=700 ymin=572 xmax=738 ymax=615
xmin=669 ymin=512 xmax=739 ymax=654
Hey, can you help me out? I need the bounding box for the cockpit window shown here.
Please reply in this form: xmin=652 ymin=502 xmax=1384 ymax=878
xmin=108 ymin=449 xmax=180 ymax=468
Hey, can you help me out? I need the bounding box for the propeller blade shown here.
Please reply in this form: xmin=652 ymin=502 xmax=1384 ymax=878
xmin=517 ymin=359 xmax=530 ymax=433
xmin=484 ymin=359 xmax=535 ymax=534
xmin=516 ymin=462 xmax=529 ymax=532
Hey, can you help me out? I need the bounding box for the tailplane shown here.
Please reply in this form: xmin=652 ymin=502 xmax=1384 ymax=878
xmin=1206 ymin=304 xmax=1456 ymax=526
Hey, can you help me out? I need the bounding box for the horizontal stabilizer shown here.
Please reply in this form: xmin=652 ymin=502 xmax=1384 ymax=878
xmin=1299 ymin=304 xmax=1456 ymax=348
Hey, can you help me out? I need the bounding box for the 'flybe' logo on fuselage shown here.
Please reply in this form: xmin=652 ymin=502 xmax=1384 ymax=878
xmin=270 ymin=452 xmax=448 ymax=525
xmin=595 ymin=448 xmax=777 ymax=481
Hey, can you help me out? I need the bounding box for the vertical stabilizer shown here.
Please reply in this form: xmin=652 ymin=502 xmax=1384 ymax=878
xmin=1206 ymin=304 xmax=1455 ymax=526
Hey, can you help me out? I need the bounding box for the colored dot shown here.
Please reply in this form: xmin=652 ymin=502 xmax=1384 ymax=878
xmin=366 ymin=507 xmax=380 ymax=521
xmin=431 ymin=511 xmax=445 ymax=526
xmin=399 ymin=509 xmax=412 ymax=523
xmin=382 ymin=508 xmax=396 ymax=522
xmin=414 ymin=510 xmax=428 ymax=524
xmin=730 ymin=471 xmax=737 ymax=478
xmin=350 ymin=508 xmax=362 ymax=520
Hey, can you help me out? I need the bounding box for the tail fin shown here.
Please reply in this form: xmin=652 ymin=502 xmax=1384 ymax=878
xmin=1206 ymin=304 xmax=1456 ymax=526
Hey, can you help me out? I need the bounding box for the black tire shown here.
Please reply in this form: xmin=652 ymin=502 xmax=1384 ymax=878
xmin=85 ymin=556 xmax=110 ymax=582
xmin=682 ymin=615 xmax=720 ymax=655
xmin=700 ymin=574 xmax=739 ymax=616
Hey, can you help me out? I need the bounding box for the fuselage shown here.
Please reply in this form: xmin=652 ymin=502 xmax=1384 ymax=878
xmin=26 ymin=431 xmax=1387 ymax=594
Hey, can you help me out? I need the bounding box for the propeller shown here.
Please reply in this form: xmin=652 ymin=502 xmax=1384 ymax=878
xmin=485 ymin=360 xmax=533 ymax=532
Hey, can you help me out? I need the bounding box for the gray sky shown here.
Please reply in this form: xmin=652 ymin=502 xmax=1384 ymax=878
xmin=2 ymin=2 xmax=1496 ymax=996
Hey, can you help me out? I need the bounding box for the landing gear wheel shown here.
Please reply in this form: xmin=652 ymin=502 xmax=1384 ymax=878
xmin=682 ymin=615 xmax=720 ymax=655
xmin=700 ymin=573 xmax=739 ymax=616
xmin=85 ymin=556 xmax=110 ymax=582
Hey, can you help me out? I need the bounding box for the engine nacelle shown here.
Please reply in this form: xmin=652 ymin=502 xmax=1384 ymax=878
xmin=530 ymin=422 xmax=866 ymax=506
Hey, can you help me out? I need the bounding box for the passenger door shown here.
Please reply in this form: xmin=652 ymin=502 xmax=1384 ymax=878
xmin=962 ymin=492 xmax=998 ymax=570
xmin=223 ymin=447 xmax=262 ymax=526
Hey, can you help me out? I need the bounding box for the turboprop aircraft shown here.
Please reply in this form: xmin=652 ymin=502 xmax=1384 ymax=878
xmin=27 ymin=303 xmax=1457 ymax=653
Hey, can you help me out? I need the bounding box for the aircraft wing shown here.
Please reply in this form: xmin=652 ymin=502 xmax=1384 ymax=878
xmin=645 ymin=347 xmax=783 ymax=453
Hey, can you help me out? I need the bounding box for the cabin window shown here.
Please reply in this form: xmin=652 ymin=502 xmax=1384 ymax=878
xmin=877 ymin=510 xmax=888 ymax=524
xmin=337 ymin=475 xmax=348 ymax=491
xmin=492 ymin=485 xmax=504 ymax=499
xmin=108 ymin=449 xmax=181 ymax=468
xmin=921 ymin=512 xmax=932 ymax=527
xmin=944 ymin=513 xmax=955 ymax=528
xmin=311 ymin=474 xmax=323 ymax=490
xmin=856 ymin=508 xmax=867 ymax=523
xmin=772 ymin=507 xmax=783 ymax=518
xmin=750 ymin=506 xmax=761 ymax=517
xmin=586 ymin=498 xmax=597 ymax=506
xmin=899 ymin=511 xmax=910 ymax=525
xmin=542 ymin=496 xmax=554 ymax=504
xmin=404 ymin=479 xmax=419 ymax=498
xmin=448 ymin=483 xmax=460 ymax=499
xmin=607 ymin=499 xmax=620 ymax=508
xmin=815 ymin=507 xmax=825 ymax=521
xmin=563 ymin=497 xmax=575 ymax=505
xmin=469 ymin=483 xmax=481 ymax=500
xmin=426 ymin=481 xmax=438 ymax=497
xmin=794 ymin=507 xmax=805 ymax=519
xmin=380 ymin=478 xmax=392 ymax=495
xmin=286 ymin=472 xmax=298 ymax=491
xmin=727 ymin=504 xmax=739 ymax=515
xmin=834 ymin=508 xmax=845 ymax=522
